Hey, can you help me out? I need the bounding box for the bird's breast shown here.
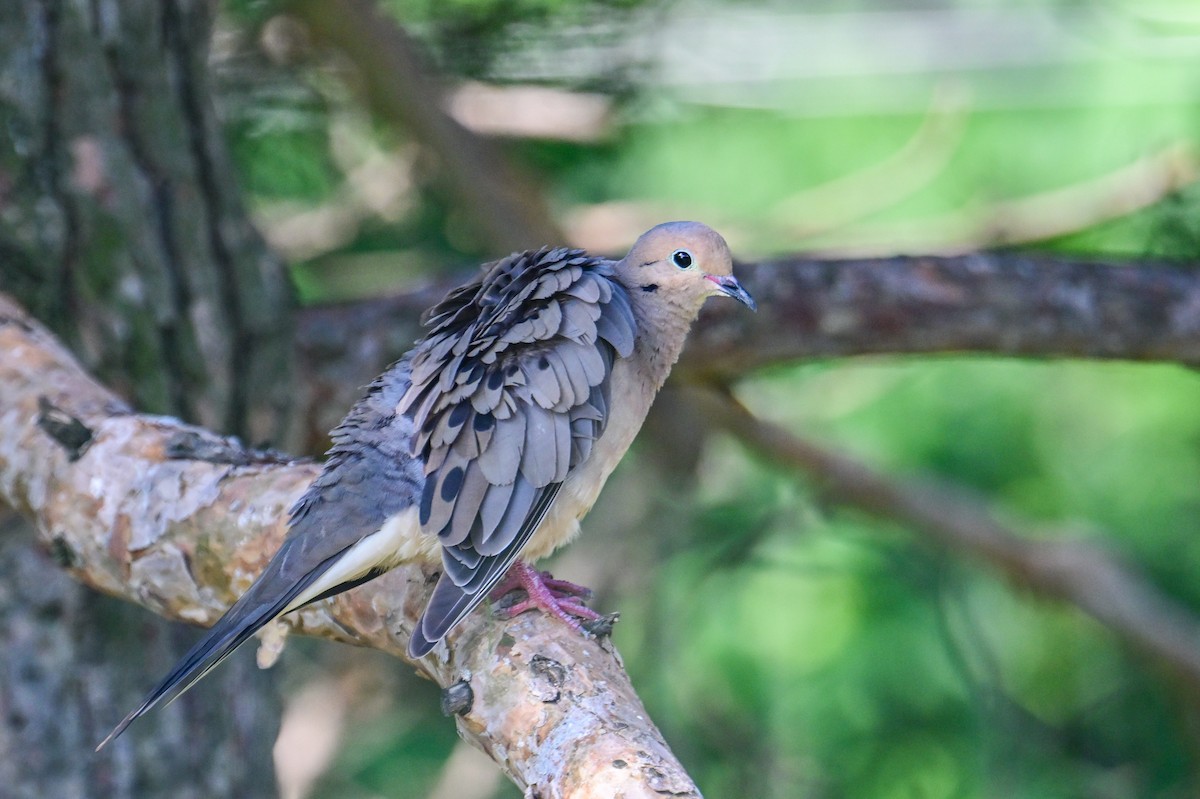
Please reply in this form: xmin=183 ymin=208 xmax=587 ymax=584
xmin=521 ymin=357 xmax=659 ymax=561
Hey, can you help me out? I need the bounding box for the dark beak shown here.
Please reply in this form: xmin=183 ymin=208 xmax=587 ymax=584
xmin=706 ymin=274 xmax=757 ymax=312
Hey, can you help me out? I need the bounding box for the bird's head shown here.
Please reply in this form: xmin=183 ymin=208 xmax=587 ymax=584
xmin=617 ymin=221 xmax=756 ymax=314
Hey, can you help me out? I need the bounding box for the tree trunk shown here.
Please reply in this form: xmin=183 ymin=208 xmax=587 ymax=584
xmin=0 ymin=1 xmax=292 ymax=794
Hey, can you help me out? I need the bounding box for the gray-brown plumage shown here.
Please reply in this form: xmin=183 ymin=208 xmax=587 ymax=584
xmin=402 ymin=246 xmax=637 ymax=652
xmin=99 ymin=221 xmax=755 ymax=748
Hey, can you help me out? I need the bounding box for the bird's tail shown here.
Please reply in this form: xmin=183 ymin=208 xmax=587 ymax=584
xmin=95 ymin=544 xmax=339 ymax=751
xmin=409 ymin=576 xmax=476 ymax=657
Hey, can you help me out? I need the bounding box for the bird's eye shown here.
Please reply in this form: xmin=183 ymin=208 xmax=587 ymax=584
xmin=671 ymin=249 xmax=694 ymax=269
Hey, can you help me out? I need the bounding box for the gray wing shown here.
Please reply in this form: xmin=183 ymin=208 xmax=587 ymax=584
xmin=400 ymin=247 xmax=636 ymax=656
xmin=282 ymin=362 xmax=424 ymax=577
xmin=98 ymin=367 xmax=424 ymax=748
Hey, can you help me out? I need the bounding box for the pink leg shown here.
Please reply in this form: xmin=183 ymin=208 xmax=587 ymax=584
xmin=490 ymin=561 xmax=603 ymax=633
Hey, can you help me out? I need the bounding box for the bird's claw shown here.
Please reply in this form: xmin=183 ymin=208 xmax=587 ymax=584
xmin=491 ymin=561 xmax=604 ymax=633
xmin=581 ymin=612 xmax=619 ymax=638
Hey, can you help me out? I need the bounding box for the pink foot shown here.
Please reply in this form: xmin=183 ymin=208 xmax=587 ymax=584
xmin=490 ymin=561 xmax=603 ymax=633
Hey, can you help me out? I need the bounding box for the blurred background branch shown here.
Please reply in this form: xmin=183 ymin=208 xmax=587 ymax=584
xmin=283 ymin=0 xmax=562 ymax=252
xmin=698 ymin=388 xmax=1200 ymax=700
xmin=294 ymin=250 xmax=1200 ymax=446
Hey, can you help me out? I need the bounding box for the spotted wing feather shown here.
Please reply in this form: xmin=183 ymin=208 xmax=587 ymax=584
xmin=398 ymin=247 xmax=636 ymax=656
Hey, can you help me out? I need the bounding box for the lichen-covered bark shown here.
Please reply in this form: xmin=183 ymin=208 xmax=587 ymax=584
xmin=0 ymin=294 xmax=702 ymax=798
xmin=0 ymin=1 xmax=293 ymax=794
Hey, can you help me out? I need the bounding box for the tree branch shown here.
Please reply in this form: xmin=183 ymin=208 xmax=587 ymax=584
xmin=684 ymin=252 xmax=1200 ymax=380
xmin=292 ymin=251 xmax=1200 ymax=442
xmin=284 ymin=0 xmax=563 ymax=252
xmin=697 ymin=388 xmax=1200 ymax=699
xmin=0 ymin=292 xmax=700 ymax=799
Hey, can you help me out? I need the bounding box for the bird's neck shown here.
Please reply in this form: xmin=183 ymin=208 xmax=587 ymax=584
xmin=627 ymin=288 xmax=701 ymax=391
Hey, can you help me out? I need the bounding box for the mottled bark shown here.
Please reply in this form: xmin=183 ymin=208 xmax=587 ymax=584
xmin=0 ymin=294 xmax=701 ymax=799
xmin=0 ymin=1 xmax=292 ymax=795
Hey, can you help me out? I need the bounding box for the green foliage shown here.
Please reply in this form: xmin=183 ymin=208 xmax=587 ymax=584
xmin=660 ymin=357 xmax=1200 ymax=796
xmin=216 ymin=0 xmax=1200 ymax=795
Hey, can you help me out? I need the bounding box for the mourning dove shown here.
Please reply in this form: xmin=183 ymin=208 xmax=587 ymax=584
xmin=99 ymin=221 xmax=755 ymax=748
